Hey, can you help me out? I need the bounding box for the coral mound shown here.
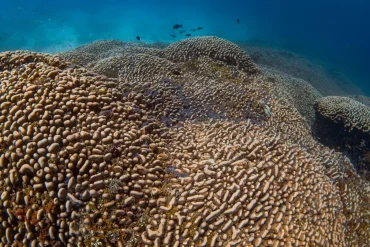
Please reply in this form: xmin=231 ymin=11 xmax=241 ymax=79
xmin=67 ymin=40 xmax=126 ymax=58
xmin=58 ymin=40 xmax=162 ymax=67
xmin=0 ymin=37 xmax=369 ymax=247
xmin=162 ymin=36 xmax=261 ymax=77
xmin=262 ymin=66 xmax=322 ymax=127
xmin=58 ymin=51 xmax=99 ymax=68
xmin=0 ymin=51 xmax=169 ymax=246
xmin=93 ymin=53 xmax=181 ymax=81
xmin=142 ymin=121 xmax=346 ymax=247
xmin=315 ymin=96 xmax=370 ymax=133
xmin=314 ymin=96 xmax=370 ymax=175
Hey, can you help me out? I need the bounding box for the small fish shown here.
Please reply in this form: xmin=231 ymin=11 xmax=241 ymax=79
xmin=197 ymin=27 xmax=203 ymax=30
xmin=185 ymin=34 xmax=191 ymax=37
xmin=237 ymin=19 xmax=240 ymax=24
xmin=66 ymin=63 xmax=78 ymax=69
xmin=179 ymin=30 xmax=186 ymax=34
xmin=170 ymin=34 xmax=176 ymax=38
xmin=173 ymin=24 xmax=183 ymax=29
xmin=191 ymin=29 xmax=196 ymax=31
xmin=136 ymin=36 xmax=141 ymax=41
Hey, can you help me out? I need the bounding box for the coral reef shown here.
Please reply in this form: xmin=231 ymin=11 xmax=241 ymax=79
xmin=161 ymin=36 xmax=261 ymax=78
xmin=315 ymin=96 xmax=370 ymax=134
xmin=62 ymin=37 xmax=260 ymax=86
xmin=70 ymin=40 xmax=126 ymax=56
xmin=317 ymin=150 xmax=370 ymax=247
xmin=92 ymin=53 xmax=181 ymax=82
xmin=58 ymin=40 xmax=162 ymax=68
xmin=314 ymin=96 xmax=370 ymax=175
xmin=141 ymin=121 xmax=346 ymax=246
xmin=0 ymin=51 xmax=169 ymax=246
xmin=0 ymin=36 xmax=369 ymax=247
xmin=121 ymin=75 xmax=269 ymax=126
xmin=261 ymin=66 xmax=322 ymax=127
xmin=58 ymin=51 xmax=99 ymax=68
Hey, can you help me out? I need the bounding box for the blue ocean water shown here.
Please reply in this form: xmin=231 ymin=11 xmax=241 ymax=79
xmin=0 ymin=0 xmax=369 ymax=95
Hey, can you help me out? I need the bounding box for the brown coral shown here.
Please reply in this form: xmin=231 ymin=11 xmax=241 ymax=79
xmin=262 ymin=66 xmax=322 ymax=127
xmin=92 ymin=53 xmax=181 ymax=82
xmin=0 ymin=51 xmax=169 ymax=246
xmin=161 ymin=36 xmax=261 ymax=78
xmin=140 ymin=121 xmax=347 ymax=246
xmin=315 ymin=96 xmax=370 ymax=133
xmin=58 ymin=40 xmax=161 ymax=67
xmin=0 ymin=36 xmax=369 ymax=247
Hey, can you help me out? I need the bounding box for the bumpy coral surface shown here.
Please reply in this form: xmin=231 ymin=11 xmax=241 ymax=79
xmin=262 ymin=66 xmax=322 ymax=127
xmin=0 ymin=37 xmax=369 ymax=247
xmin=0 ymin=51 xmax=170 ymax=246
xmin=58 ymin=40 xmax=162 ymax=68
xmin=93 ymin=53 xmax=181 ymax=82
xmin=314 ymin=96 xmax=370 ymax=178
xmin=315 ymin=96 xmax=370 ymax=133
xmin=142 ymin=121 xmax=346 ymax=247
xmin=161 ymin=36 xmax=261 ymax=78
xmin=58 ymin=51 xmax=99 ymax=68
